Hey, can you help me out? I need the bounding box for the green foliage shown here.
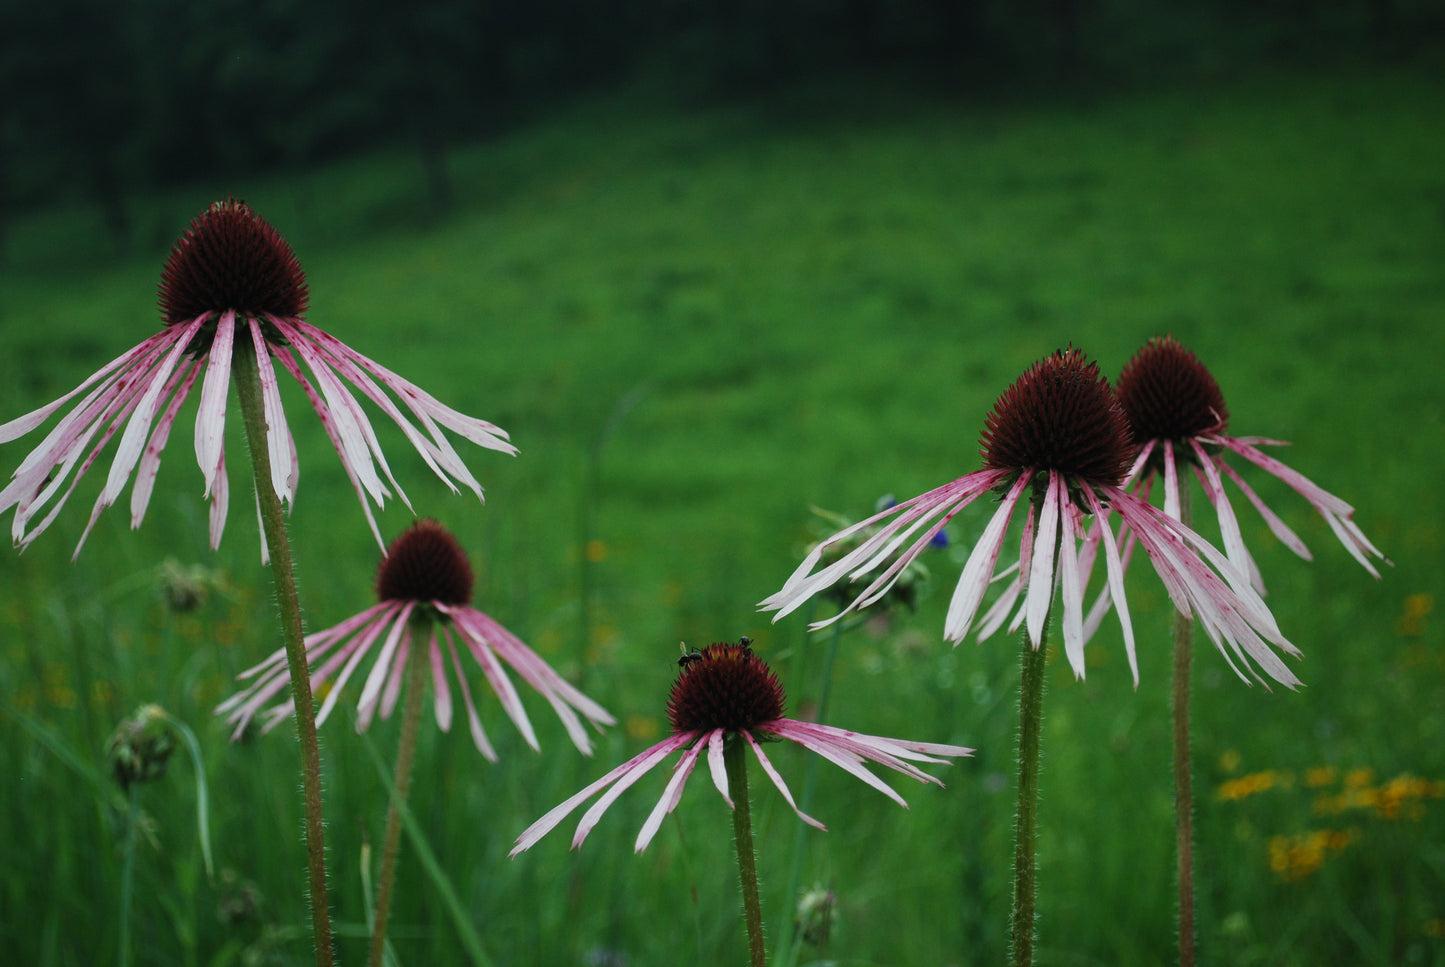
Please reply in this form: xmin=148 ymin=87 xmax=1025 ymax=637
xmin=2 ymin=60 xmax=1443 ymax=966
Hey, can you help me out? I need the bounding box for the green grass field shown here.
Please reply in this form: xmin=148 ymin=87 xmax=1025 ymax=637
xmin=2 ymin=58 xmax=1443 ymax=966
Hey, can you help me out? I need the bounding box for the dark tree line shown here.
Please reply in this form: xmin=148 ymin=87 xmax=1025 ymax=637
xmin=1 ymin=0 xmax=1433 ymax=255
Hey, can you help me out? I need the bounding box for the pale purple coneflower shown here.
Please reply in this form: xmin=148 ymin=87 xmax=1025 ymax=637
xmin=510 ymin=639 xmax=971 ymax=855
xmin=1113 ymin=335 xmax=1387 ymax=593
xmin=760 ymin=348 xmax=1302 ymax=687
xmin=217 ymin=519 xmax=614 ymax=758
xmin=0 ymin=198 xmax=515 ymax=557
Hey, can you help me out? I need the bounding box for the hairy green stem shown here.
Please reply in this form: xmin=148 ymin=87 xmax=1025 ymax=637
xmin=1011 ymin=621 xmax=1050 ymax=967
xmin=233 ymin=340 xmax=333 ymax=967
xmin=368 ymin=625 xmax=430 ymax=967
xmin=726 ymin=737 xmax=767 ymax=967
xmin=1173 ymin=486 xmax=1196 ymax=967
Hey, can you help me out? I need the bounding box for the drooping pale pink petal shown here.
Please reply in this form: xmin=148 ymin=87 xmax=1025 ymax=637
xmin=194 ymin=311 xmax=235 ymax=498
xmin=281 ymin=319 xmax=477 ymax=500
xmin=943 ymin=473 xmax=1029 ymax=642
xmin=19 ymin=386 xmax=152 ymax=550
xmin=274 ymin=321 xmax=391 ymax=506
xmin=446 ymin=603 xmax=614 ymax=752
xmin=1216 ymin=457 xmax=1312 ymax=559
xmin=510 ymin=733 xmax=693 ymax=856
xmin=430 ymin=632 xmax=453 ymax=732
xmin=1113 ymin=490 xmax=1301 ymax=688
xmin=8 ymin=343 xmax=176 ymax=543
xmin=445 ymin=632 xmax=497 ymax=760
xmin=772 ymin=723 xmax=910 ymax=808
xmin=355 ymin=602 xmax=415 ymax=728
xmin=761 ymin=494 xmax=938 ymax=622
xmin=379 ymin=629 xmax=411 ymax=721
xmin=1122 ymin=439 xmax=1155 ymax=488
xmin=1000 ymin=501 xmax=1040 ymax=638
xmin=1025 ymin=472 xmax=1063 ymax=647
xmin=768 ymin=719 xmax=971 ymax=778
xmin=744 ymin=730 xmax=826 ymax=830
xmin=1058 ymin=504 xmax=1086 ymax=678
xmin=100 ymin=316 xmax=207 ymax=507
xmin=1082 ymin=488 xmax=1137 ymax=683
xmin=271 ymin=347 xmax=385 ymax=549
xmin=317 ymin=605 xmax=406 ymax=729
xmin=207 ymin=448 xmax=229 ymax=550
xmin=445 ymin=610 xmax=541 ymax=751
xmin=131 ymin=361 xmax=201 ymax=528
xmin=706 ymin=729 xmax=730 ymax=807
xmin=1211 ymin=434 xmax=1386 ymax=576
xmin=291 ymin=319 xmax=516 ymax=456
xmin=635 ymin=732 xmax=713 ymax=852
xmin=0 ymin=334 xmax=169 ymax=445
xmin=2 ymin=332 xmax=180 ymax=527
xmin=570 ymin=736 xmax=691 ymax=850
xmin=975 ymin=564 xmax=1023 ymax=642
xmin=1190 ymin=441 xmax=1254 ymax=587
xmin=1162 ymin=440 xmax=1181 ymax=522
xmin=247 ymin=319 xmax=297 ymax=503
xmin=761 ymin=470 xmax=1009 ymax=625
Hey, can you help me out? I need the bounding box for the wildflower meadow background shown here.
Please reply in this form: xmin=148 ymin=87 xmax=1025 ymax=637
xmin=3 ymin=40 xmax=1444 ymax=967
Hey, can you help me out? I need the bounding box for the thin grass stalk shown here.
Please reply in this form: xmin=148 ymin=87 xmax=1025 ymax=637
xmin=368 ymin=626 xmax=430 ymax=967
xmin=233 ymin=340 xmax=333 ymax=967
xmin=726 ymin=737 xmax=767 ymax=967
xmin=1173 ymin=485 xmax=1196 ymax=967
xmin=1010 ymin=616 xmax=1051 ymax=967
xmin=118 ymin=782 xmax=140 ymax=967
xmin=777 ymin=614 xmax=842 ymax=967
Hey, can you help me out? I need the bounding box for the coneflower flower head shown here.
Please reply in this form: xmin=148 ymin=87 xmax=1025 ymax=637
xmin=218 ymin=520 xmax=613 ymax=759
xmin=762 ymin=348 xmax=1303 ymax=687
xmin=374 ymin=517 xmax=473 ymax=606
xmin=0 ymin=199 xmax=515 ymax=556
xmin=1113 ymin=335 xmax=1386 ymax=587
xmin=1115 ymin=336 xmax=1228 ymax=448
xmin=511 ymin=639 xmax=971 ymax=856
xmin=666 ymin=640 xmax=784 ymax=733
xmin=160 ymin=198 xmax=309 ymax=335
xmin=980 ymin=347 xmax=1134 ymax=490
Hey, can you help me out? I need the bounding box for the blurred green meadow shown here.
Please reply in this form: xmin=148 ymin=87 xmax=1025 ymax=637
xmin=3 ymin=59 xmax=1443 ymax=967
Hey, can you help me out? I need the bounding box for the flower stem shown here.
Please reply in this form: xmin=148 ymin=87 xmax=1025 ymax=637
xmin=1173 ymin=486 xmax=1196 ymax=967
xmin=1011 ymin=622 xmax=1049 ymax=967
xmin=368 ymin=628 xmax=430 ymax=967
xmin=725 ymin=736 xmax=767 ymax=967
xmin=232 ymin=340 xmax=333 ymax=967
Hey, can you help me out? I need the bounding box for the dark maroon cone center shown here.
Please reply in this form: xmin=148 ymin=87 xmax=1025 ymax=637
xmin=979 ymin=348 xmax=1134 ymax=488
xmin=375 ymin=520 xmax=474 ymax=606
xmin=1116 ymin=336 xmax=1230 ymax=445
xmin=667 ymin=641 xmax=785 ymax=734
xmin=158 ymin=198 xmax=309 ymax=331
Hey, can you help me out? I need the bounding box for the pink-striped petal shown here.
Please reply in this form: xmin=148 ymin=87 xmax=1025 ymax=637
xmin=944 ymin=473 xmax=1029 ymax=642
xmin=247 ymin=319 xmax=297 ymax=503
xmin=706 ymin=729 xmax=730 ymax=806
xmin=194 ymin=311 xmax=234 ymax=497
xmin=635 ymin=732 xmax=712 ymax=852
xmin=445 ymin=631 xmax=497 ymax=760
xmin=510 ymin=733 xmax=692 ymax=856
xmin=744 ymin=730 xmax=826 ymax=830
xmin=1024 ymin=472 xmax=1062 ymax=647
xmin=101 ymin=316 xmax=207 ymax=507
xmin=430 ymin=632 xmax=453 ymax=732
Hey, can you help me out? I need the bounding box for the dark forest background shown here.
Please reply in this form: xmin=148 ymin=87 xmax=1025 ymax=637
xmin=2 ymin=0 xmax=1441 ymax=258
